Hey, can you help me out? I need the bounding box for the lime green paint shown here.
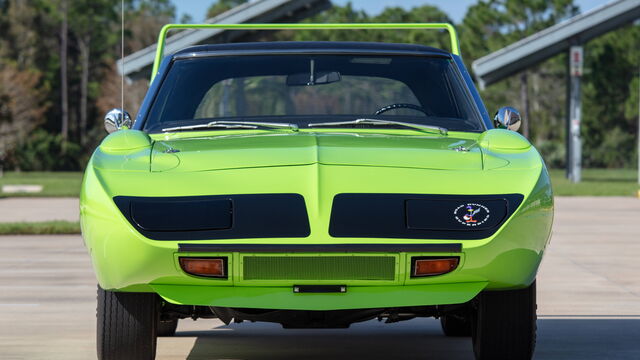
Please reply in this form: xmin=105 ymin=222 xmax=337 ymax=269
xmin=81 ymin=126 xmax=553 ymax=311
xmin=151 ymin=23 xmax=461 ymax=80
xmin=150 ymin=131 xmax=482 ymax=173
xmin=478 ymin=129 xmax=532 ymax=151
xmin=99 ymin=130 xmax=151 ymax=153
xmin=151 ymin=282 xmax=487 ymax=311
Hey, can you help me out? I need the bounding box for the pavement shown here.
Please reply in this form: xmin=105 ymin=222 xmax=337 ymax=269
xmin=0 ymin=198 xmax=79 ymax=223
xmin=0 ymin=197 xmax=639 ymax=359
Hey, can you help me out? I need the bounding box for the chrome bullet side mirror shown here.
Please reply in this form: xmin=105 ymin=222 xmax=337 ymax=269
xmin=104 ymin=108 xmax=132 ymax=134
xmin=493 ymin=107 xmax=521 ymax=132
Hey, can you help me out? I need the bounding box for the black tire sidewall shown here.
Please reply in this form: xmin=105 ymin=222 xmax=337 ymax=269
xmin=97 ymin=286 xmax=158 ymax=360
xmin=472 ymin=281 xmax=537 ymax=360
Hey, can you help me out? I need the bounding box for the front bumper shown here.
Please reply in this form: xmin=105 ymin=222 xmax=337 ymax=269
xmin=81 ymin=162 xmax=553 ymax=310
xmin=152 ymin=282 xmax=488 ymax=310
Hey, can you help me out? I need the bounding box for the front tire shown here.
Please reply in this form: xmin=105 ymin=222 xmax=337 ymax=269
xmin=472 ymin=281 xmax=537 ymax=360
xmin=97 ymin=286 xmax=157 ymax=360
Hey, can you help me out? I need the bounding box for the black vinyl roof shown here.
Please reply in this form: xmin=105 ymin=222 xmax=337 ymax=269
xmin=173 ymin=41 xmax=450 ymax=56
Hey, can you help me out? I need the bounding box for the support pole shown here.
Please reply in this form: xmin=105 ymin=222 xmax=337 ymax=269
xmin=520 ymin=72 xmax=530 ymax=139
xmin=567 ymin=45 xmax=583 ymax=183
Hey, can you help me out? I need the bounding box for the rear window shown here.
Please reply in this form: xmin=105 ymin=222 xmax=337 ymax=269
xmin=145 ymin=54 xmax=484 ymax=132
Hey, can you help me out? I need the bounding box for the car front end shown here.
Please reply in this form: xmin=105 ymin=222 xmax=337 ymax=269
xmin=83 ymin=129 xmax=552 ymax=310
xmin=84 ymin=38 xmax=552 ymax=360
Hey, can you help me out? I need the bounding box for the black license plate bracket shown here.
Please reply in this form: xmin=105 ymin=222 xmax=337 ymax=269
xmin=293 ymin=285 xmax=347 ymax=293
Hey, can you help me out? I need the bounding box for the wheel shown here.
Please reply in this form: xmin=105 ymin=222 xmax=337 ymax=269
xmin=440 ymin=313 xmax=471 ymax=337
xmin=157 ymin=318 xmax=178 ymax=337
xmin=472 ymin=281 xmax=536 ymax=360
xmin=97 ymin=286 xmax=158 ymax=360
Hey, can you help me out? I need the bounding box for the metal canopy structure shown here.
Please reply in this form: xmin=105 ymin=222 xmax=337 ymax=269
xmin=117 ymin=0 xmax=330 ymax=79
xmin=472 ymin=0 xmax=640 ymax=89
xmin=471 ymin=0 xmax=640 ymax=183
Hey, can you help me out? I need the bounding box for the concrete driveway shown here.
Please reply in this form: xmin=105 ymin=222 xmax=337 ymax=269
xmin=0 ymin=197 xmax=638 ymax=359
xmin=0 ymin=197 xmax=79 ymax=223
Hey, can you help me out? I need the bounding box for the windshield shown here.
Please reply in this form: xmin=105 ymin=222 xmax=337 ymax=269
xmin=144 ymin=54 xmax=484 ymax=133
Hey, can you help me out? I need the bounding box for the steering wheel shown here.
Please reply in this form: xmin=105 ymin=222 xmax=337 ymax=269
xmin=374 ymin=103 xmax=431 ymax=116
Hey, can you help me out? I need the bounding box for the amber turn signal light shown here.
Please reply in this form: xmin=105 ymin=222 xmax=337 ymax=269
xmin=412 ymin=257 xmax=459 ymax=277
xmin=179 ymin=257 xmax=226 ymax=278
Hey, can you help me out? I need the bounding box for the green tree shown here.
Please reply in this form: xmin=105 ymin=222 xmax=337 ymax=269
xmin=0 ymin=0 xmax=637 ymax=172
xmin=207 ymin=0 xmax=248 ymax=18
xmin=460 ymin=0 xmax=578 ymax=164
xmin=581 ymin=24 xmax=640 ymax=168
xmin=123 ymin=0 xmax=175 ymax=53
xmin=290 ymin=3 xmax=451 ymax=49
xmin=0 ymin=62 xmax=49 ymax=168
xmin=0 ymin=0 xmax=176 ymax=171
xmin=0 ymin=1 xmax=52 ymax=167
xmin=96 ymin=0 xmax=176 ymax=116
xmin=68 ymin=0 xmax=118 ymax=145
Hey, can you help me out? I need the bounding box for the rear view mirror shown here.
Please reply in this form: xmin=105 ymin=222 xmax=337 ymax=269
xmin=286 ymin=71 xmax=341 ymax=86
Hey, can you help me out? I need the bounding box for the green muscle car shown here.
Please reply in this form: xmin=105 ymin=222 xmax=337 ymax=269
xmin=82 ymin=23 xmax=553 ymax=360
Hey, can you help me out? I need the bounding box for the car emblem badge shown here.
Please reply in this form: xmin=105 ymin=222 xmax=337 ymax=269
xmin=454 ymin=203 xmax=490 ymax=226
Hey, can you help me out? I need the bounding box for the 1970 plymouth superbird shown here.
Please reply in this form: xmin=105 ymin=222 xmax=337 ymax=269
xmin=82 ymin=23 xmax=553 ymax=360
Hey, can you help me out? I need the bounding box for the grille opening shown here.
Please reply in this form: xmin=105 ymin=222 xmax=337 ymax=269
xmin=243 ymin=256 xmax=396 ymax=281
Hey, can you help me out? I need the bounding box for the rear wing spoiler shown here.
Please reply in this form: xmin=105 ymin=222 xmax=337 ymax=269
xmin=151 ymin=23 xmax=460 ymax=81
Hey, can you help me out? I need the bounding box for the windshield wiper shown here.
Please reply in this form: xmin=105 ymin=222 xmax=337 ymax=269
xmin=307 ymin=118 xmax=447 ymax=135
xmin=162 ymin=121 xmax=299 ymax=133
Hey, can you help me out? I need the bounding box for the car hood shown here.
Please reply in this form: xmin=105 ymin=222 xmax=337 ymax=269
xmin=150 ymin=132 xmax=482 ymax=172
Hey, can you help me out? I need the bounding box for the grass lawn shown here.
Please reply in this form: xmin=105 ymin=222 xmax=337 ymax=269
xmin=0 ymin=171 xmax=82 ymax=197
xmin=0 ymin=169 xmax=638 ymax=198
xmin=0 ymin=221 xmax=80 ymax=235
xmin=549 ymin=168 xmax=639 ymax=196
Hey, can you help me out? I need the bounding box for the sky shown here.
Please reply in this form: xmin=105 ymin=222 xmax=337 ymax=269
xmin=173 ymin=0 xmax=609 ymax=24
